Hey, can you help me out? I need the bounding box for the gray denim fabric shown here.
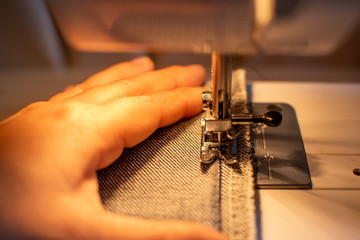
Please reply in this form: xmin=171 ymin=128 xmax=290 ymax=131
xmin=97 ymin=70 xmax=255 ymax=240
xmin=98 ymin=114 xmax=221 ymax=227
xmin=97 ymin=115 xmax=255 ymax=240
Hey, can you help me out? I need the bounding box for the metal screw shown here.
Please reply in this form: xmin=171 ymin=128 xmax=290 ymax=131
xmin=202 ymin=91 xmax=212 ymax=110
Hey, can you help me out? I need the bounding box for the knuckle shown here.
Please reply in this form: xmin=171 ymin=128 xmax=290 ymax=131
xmin=118 ymin=79 xmax=136 ymax=89
xmin=51 ymin=101 xmax=93 ymax=122
xmin=142 ymin=94 xmax=167 ymax=105
xmin=168 ymin=65 xmax=184 ymax=72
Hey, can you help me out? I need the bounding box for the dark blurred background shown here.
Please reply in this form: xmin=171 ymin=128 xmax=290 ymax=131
xmin=0 ymin=0 xmax=359 ymax=121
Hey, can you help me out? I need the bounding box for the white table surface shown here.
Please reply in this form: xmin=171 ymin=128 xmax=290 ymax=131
xmin=251 ymin=81 xmax=360 ymax=240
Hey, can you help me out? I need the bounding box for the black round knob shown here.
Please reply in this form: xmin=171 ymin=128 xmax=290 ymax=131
xmin=263 ymin=111 xmax=282 ymax=127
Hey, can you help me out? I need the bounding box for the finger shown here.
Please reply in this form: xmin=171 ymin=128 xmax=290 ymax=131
xmin=111 ymin=87 xmax=204 ymax=146
xmin=87 ymin=212 xmax=228 ymax=240
xmin=96 ymin=87 xmax=205 ymax=169
xmin=50 ymin=56 xmax=154 ymax=101
xmin=86 ymin=56 xmax=155 ymax=86
xmin=72 ymin=64 xmax=205 ymax=104
xmin=65 ymin=205 xmax=227 ymax=240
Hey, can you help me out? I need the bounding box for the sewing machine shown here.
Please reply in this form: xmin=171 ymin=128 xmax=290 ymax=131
xmin=46 ymin=0 xmax=345 ymax=189
xmin=1 ymin=0 xmax=359 ymax=239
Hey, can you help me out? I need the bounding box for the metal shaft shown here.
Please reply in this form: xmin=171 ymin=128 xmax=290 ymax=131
xmin=211 ymin=52 xmax=232 ymax=119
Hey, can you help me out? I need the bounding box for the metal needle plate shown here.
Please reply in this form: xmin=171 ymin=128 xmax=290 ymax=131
xmin=251 ymin=103 xmax=312 ymax=189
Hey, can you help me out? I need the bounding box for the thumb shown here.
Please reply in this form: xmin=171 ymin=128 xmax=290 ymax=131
xmin=79 ymin=211 xmax=228 ymax=240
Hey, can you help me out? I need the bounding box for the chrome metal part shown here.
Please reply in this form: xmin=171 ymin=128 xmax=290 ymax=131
xmin=200 ymin=52 xmax=282 ymax=164
xmin=232 ymin=111 xmax=282 ymax=127
xmin=200 ymin=53 xmax=234 ymax=164
xmin=201 ymin=91 xmax=212 ymax=111
xmin=211 ymin=53 xmax=232 ymax=119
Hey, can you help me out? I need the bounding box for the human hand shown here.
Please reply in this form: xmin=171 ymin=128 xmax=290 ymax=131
xmin=0 ymin=56 xmax=227 ymax=239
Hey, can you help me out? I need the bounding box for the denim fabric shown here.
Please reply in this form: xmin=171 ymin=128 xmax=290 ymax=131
xmin=98 ymin=114 xmax=221 ymax=229
xmin=97 ymin=115 xmax=255 ymax=240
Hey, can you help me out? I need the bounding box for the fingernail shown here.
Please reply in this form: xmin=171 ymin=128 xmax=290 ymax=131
xmin=131 ymin=56 xmax=152 ymax=65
